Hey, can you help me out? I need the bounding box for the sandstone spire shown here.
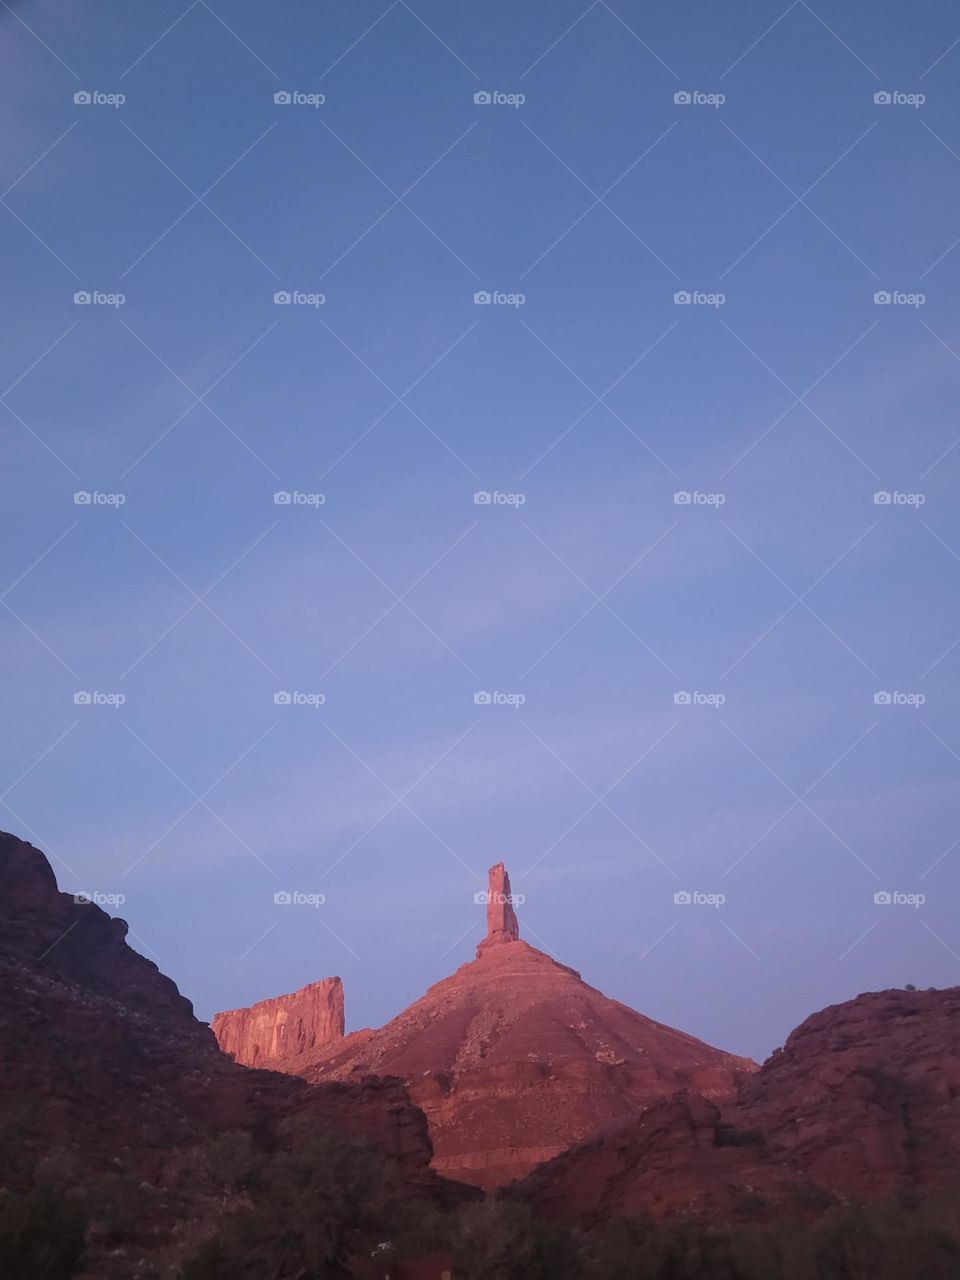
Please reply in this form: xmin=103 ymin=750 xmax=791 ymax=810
xmin=476 ymin=861 xmax=520 ymax=957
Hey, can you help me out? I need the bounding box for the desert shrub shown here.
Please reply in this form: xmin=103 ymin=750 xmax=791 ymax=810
xmin=452 ymin=1196 xmax=580 ymax=1280
xmin=0 ymin=1108 xmax=39 ymax=1184
xmin=585 ymin=1205 xmax=960 ymax=1280
xmin=81 ymin=1172 xmax=152 ymax=1244
xmin=586 ymin=1214 xmax=751 ymax=1280
xmin=0 ymin=1184 xmax=87 ymax=1280
xmin=182 ymin=1129 xmax=265 ymax=1198
xmin=812 ymin=1203 xmax=960 ymax=1280
xmin=180 ymin=1126 xmax=424 ymax=1279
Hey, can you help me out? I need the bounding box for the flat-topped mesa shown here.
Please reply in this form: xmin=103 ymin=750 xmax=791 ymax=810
xmin=212 ymin=977 xmax=344 ymax=1067
xmin=476 ymin=862 xmax=520 ymax=958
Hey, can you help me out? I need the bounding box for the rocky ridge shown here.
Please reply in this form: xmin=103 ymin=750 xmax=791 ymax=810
xmin=511 ymin=984 xmax=960 ymax=1225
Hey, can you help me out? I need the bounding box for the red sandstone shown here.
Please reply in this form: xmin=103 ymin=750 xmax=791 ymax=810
xmin=212 ymin=977 xmax=345 ymax=1067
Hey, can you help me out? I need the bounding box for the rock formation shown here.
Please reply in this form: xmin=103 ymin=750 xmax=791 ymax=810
xmin=475 ymin=860 xmax=519 ymax=957
xmin=0 ymin=831 xmax=473 ymax=1209
xmin=212 ymin=977 xmax=345 ymax=1067
xmin=511 ymin=984 xmax=960 ymax=1225
xmin=270 ymin=863 xmax=755 ymax=1189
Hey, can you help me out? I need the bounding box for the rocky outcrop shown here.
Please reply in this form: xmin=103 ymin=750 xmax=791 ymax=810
xmin=0 ymin=832 xmax=472 ymax=1210
xmin=272 ymin=870 xmax=753 ymax=1189
xmin=475 ymin=861 xmax=520 ymax=957
xmin=0 ymin=830 xmax=208 ymax=1041
xmin=212 ymin=978 xmax=345 ymax=1067
xmin=511 ymin=985 xmax=960 ymax=1226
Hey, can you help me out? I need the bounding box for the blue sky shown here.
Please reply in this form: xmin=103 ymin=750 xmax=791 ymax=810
xmin=3 ymin=0 xmax=960 ymax=1062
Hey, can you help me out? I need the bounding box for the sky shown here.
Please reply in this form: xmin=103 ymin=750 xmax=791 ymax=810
xmin=2 ymin=0 xmax=960 ymax=1063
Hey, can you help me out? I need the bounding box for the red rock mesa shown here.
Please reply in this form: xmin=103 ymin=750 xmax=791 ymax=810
xmin=212 ymin=978 xmax=345 ymax=1067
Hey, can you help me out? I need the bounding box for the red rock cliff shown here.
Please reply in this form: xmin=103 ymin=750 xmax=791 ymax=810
xmin=212 ymin=978 xmax=345 ymax=1067
xmin=511 ymin=984 xmax=960 ymax=1226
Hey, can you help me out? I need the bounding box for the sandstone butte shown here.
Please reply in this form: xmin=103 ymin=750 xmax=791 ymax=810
xmin=212 ymin=977 xmax=345 ymax=1067
xmin=213 ymin=861 xmax=756 ymax=1189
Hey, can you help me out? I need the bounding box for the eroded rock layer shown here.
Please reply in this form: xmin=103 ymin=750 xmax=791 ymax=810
xmin=212 ymin=978 xmax=345 ymax=1066
xmin=511 ymin=985 xmax=960 ymax=1225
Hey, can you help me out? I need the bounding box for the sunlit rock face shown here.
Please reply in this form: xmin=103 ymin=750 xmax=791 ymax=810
xmin=212 ymin=978 xmax=345 ymax=1067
